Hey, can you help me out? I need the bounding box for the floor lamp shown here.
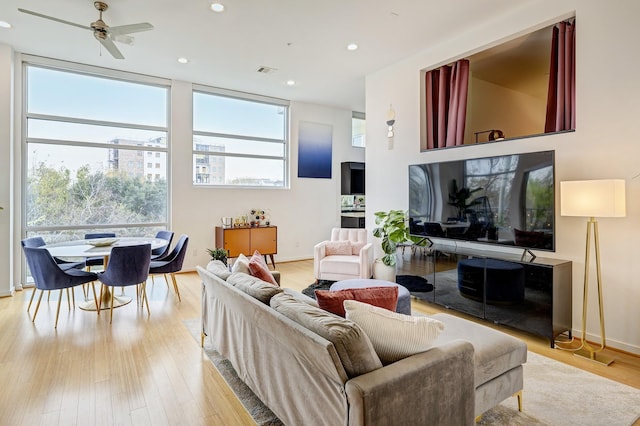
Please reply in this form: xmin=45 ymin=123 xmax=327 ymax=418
xmin=560 ymin=179 xmax=626 ymax=365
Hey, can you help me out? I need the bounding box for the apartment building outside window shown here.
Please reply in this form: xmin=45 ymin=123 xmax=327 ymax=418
xmin=192 ymin=86 xmax=289 ymax=187
xmin=23 ymin=57 xmax=170 ymax=246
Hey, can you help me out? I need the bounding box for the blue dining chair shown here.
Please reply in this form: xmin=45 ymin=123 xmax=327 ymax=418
xmin=151 ymin=230 xmax=174 ymax=260
xmin=21 ymin=237 xmax=86 ymax=270
xmin=149 ymin=235 xmax=189 ymax=302
xmin=97 ymin=244 xmax=151 ymax=324
xmin=21 ymin=237 xmax=87 ymax=311
xmin=22 ymin=246 xmax=99 ymax=328
xmin=84 ymin=232 xmax=117 ymax=271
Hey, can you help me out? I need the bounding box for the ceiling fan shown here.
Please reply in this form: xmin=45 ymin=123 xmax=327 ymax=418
xmin=18 ymin=1 xmax=153 ymax=60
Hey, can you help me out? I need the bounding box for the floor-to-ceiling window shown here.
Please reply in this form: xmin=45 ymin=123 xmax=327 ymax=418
xmin=22 ymin=57 xmax=170 ymax=245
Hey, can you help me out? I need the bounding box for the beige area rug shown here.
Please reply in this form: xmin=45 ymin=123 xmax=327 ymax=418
xmin=184 ymin=319 xmax=640 ymax=425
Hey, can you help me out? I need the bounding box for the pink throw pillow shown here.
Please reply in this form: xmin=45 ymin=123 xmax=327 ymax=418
xmin=315 ymin=286 xmax=399 ymax=317
xmin=325 ymin=241 xmax=352 ymax=256
xmin=248 ymin=250 xmax=279 ymax=286
xmin=351 ymin=241 xmax=366 ymax=255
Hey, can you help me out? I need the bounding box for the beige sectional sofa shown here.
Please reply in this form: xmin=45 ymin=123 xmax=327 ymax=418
xmin=197 ymin=261 xmax=526 ymax=426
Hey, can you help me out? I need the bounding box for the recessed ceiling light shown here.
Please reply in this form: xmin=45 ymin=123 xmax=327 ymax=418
xmin=286 ymin=80 xmax=296 ymax=86
xmin=0 ymin=21 xmax=11 ymax=29
xmin=210 ymin=3 xmax=225 ymax=12
xmin=347 ymin=43 xmax=359 ymax=51
xmin=177 ymin=57 xmax=189 ymax=64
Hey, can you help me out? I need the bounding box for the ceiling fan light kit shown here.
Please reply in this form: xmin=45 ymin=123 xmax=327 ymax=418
xmin=18 ymin=1 xmax=153 ymax=60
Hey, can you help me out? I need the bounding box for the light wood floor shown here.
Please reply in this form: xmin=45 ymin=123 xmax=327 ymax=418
xmin=1 ymin=257 xmax=639 ymax=425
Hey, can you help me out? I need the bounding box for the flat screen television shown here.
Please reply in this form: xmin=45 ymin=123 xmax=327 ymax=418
xmin=408 ymin=150 xmax=555 ymax=251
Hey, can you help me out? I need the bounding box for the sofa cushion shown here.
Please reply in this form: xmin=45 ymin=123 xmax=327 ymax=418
xmin=231 ymin=253 xmax=251 ymax=274
xmin=431 ymin=313 xmax=527 ymax=387
xmin=315 ymin=286 xmax=398 ymax=317
xmin=282 ymin=288 xmax=319 ymax=307
xmin=248 ymin=250 xmax=279 ymax=286
xmin=227 ymin=272 xmax=283 ymax=304
xmin=206 ymin=260 xmax=232 ymax=281
xmin=344 ymin=300 xmax=445 ymax=364
xmin=270 ymin=292 xmax=382 ymax=378
xmin=320 ymin=256 xmax=361 ymax=276
xmin=325 ymin=241 xmax=352 ymax=256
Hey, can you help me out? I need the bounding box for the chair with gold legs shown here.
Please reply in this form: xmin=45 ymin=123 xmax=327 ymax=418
xmin=149 ymin=235 xmax=189 ymax=302
xmin=22 ymin=246 xmax=98 ymax=328
xmin=97 ymin=244 xmax=151 ymax=324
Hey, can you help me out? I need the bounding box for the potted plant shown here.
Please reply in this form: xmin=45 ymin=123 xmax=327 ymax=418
xmin=207 ymin=247 xmax=228 ymax=266
xmin=372 ymin=209 xmax=427 ymax=281
xmin=447 ymin=179 xmax=483 ymax=221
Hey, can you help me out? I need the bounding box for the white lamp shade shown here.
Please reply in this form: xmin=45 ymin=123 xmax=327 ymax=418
xmin=560 ymin=179 xmax=626 ymax=218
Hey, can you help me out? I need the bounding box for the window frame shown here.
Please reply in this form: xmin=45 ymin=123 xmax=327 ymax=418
xmin=352 ymin=111 xmax=366 ymax=148
xmin=192 ymin=85 xmax=290 ymax=188
xmin=21 ymin=55 xmax=171 ymax=239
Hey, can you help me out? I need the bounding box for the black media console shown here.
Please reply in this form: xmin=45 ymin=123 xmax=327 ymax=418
xmin=415 ymin=244 xmax=572 ymax=347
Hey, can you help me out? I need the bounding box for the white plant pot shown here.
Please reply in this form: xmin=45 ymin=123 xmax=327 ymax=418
xmin=372 ymin=258 xmax=396 ymax=282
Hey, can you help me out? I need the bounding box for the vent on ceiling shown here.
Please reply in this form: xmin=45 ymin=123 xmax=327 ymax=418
xmin=257 ymin=66 xmax=278 ymax=74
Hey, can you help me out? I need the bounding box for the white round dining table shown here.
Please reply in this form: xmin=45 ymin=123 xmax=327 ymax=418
xmin=44 ymin=237 xmax=169 ymax=311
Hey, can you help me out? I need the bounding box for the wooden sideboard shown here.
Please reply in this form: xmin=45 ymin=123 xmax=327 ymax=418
xmin=215 ymin=226 xmax=277 ymax=267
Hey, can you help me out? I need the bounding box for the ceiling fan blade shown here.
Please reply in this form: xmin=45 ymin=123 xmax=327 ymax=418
xmin=18 ymin=8 xmax=91 ymax=30
xmin=96 ymin=35 xmax=124 ymax=59
xmin=111 ymin=34 xmax=134 ymax=45
xmin=108 ymin=23 xmax=153 ymax=36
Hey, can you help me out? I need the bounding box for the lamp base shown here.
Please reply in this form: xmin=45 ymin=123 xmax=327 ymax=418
xmin=574 ymin=348 xmax=614 ymax=366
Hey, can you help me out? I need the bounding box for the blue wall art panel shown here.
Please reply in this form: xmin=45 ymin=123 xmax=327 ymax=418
xmin=298 ymin=121 xmax=333 ymax=179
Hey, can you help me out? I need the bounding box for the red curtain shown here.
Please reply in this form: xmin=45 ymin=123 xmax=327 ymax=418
xmin=545 ymin=20 xmax=576 ymax=133
xmin=425 ymin=59 xmax=470 ymax=149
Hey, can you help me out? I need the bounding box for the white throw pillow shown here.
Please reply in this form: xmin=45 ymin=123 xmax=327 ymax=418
xmin=344 ymin=299 xmax=445 ymax=364
xmin=231 ymin=253 xmax=250 ymax=274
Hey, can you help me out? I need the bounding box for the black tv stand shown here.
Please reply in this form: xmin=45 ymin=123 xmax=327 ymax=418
xmin=417 ymin=244 xmax=572 ymax=347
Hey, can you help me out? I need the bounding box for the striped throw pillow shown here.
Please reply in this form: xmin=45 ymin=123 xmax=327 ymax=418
xmin=344 ymin=299 xmax=445 ymax=364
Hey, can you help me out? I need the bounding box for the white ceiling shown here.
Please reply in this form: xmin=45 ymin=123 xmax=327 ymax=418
xmin=0 ymin=0 xmax=539 ymax=111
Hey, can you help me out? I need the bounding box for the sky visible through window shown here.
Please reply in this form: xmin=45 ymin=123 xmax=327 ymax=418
xmin=192 ymin=91 xmax=287 ymax=185
xmin=26 ymin=65 xmax=288 ymax=186
xmin=26 ymin=66 xmax=168 ymax=176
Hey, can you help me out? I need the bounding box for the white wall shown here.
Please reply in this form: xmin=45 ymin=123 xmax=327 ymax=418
xmin=366 ymin=0 xmax=640 ymax=354
xmin=467 ymin=77 xmax=546 ymax=143
xmin=165 ymin=82 xmax=365 ymax=270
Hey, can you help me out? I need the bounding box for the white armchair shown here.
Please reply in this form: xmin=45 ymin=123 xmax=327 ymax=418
xmin=314 ymin=228 xmax=373 ymax=282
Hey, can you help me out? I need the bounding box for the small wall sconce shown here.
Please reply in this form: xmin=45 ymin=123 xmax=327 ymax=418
xmin=474 ymin=129 xmax=505 ymax=143
xmin=386 ymin=105 xmax=396 ymax=138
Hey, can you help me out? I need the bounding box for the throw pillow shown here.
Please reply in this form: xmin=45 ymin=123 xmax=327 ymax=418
xmin=248 ymin=250 xmax=279 ymax=286
xmin=206 ymin=260 xmax=231 ymax=280
xmin=351 ymin=241 xmax=366 ymax=255
xmin=231 ymin=253 xmax=250 ymax=274
xmin=315 ymin=286 xmax=398 ymax=317
xmin=227 ymin=272 xmax=283 ymax=304
xmin=344 ymin=300 xmax=445 ymax=364
xmin=325 ymin=241 xmax=352 ymax=256
xmin=270 ymin=292 xmax=382 ymax=378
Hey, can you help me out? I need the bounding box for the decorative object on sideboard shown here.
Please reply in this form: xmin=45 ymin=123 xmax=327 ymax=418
xmin=560 ymin=179 xmax=626 ymax=365
xmin=474 ymin=129 xmax=505 ymax=143
xmin=248 ymin=208 xmax=271 ymax=227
